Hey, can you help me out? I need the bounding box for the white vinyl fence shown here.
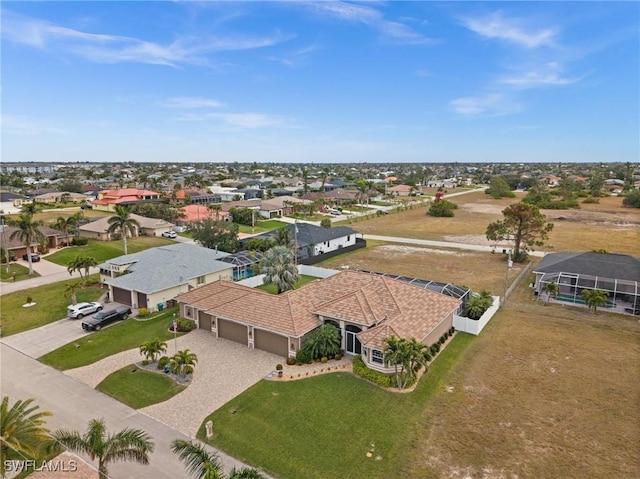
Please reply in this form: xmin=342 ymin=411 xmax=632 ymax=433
xmin=453 ymin=296 xmax=500 ymax=336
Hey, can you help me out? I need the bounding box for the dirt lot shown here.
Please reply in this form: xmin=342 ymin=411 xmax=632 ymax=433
xmin=350 ymin=192 xmax=640 ymax=255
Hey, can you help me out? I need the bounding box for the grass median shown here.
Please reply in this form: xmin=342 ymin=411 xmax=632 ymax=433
xmin=197 ymin=333 xmax=475 ymax=479
xmin=39 ymin=307 xmax=182 ymax=370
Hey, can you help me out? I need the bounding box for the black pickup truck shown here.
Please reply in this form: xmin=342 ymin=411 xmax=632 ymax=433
xmin=82 ymin=306 xmax=132 ymax=331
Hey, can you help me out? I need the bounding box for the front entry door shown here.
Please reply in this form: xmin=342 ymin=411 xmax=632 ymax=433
xmin=345 ymin=329 xmax=362 ymax=355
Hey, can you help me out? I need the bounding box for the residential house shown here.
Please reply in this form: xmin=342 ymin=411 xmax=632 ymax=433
xmin=0 ymin=225 xmax=66 ymax=258
xmin=324 ymin=188 xmax=359 ymax=204
xmin=387 ymin=184 xmax=417 ymax=197
xmin=176 ymin=270 xmax=460 ymax=370
xmin=99 ymin=243 xmax=233 ymax=311
xmin=0 ymin=191 xmax=27 ymax=214
xmin=79 ymin=214 xmax=174 ymax=240
xmin=92 ymin=188 xmax=162 ymax=212
xmin=178 ymin=204 xmax=230 ymax=224
xmin=33 ymin=192 xmax=89 ymax=204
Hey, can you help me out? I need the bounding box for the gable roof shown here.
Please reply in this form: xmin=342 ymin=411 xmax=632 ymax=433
xmin=79 ymin=214 xmax=173 ymax=233
xmin=248 ymin=223 xmax=356 ymax=249
xmin=102 ymin=243 xmax=231 ymax=294
xmin=534 ymin=252 xmax=640 ymax=282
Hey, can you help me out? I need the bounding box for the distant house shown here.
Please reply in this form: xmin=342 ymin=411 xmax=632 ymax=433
xmin=533 ymin=252 xmax=640 ymax=315
xmin=387 ymin=184 xmax=416 ymax=197
xmin=33 ymin=191 xmax=88 ymax=204
xmin=92 ymin=188 xmax=162 ymax=212
xmin=176 ymin=270 xmax=461 ymax=367
xmin=99 ymin=243 xmax=233 ymax=311
xmin=0 ymin=191 xmax=27 ymax=214
xmin=79 ymin=214 xmax=174 ymax=240
xmin=324 ymin=188 xmax=358 ymax=203
xmin=1 ymin=225 xmax=66 ymax=258
xmin=178 ymin=204 xmax=230 ymax=224
xmin=257 ymin=196 xmax=311 ymax=218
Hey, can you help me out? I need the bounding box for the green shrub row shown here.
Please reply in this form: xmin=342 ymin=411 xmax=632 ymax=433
xmin=72 ymin=237 xmax=89 ymax=246
xmin=352 ymin=355 xmax=392 ymax=388
xmin=175 ymin=317 xmax=196 ymax=332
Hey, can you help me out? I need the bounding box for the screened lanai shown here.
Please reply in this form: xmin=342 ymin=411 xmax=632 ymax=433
xmin=220 ymin=251 xmax=263 ymax=281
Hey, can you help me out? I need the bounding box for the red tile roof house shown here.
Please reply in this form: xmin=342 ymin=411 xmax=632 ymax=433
xmin=176 ymin=270 xmax=461 ymax=374
xmin=91 ymin=188 xmax=162 ymax=212
xmin=386 ymin=184 xmax=417 ymax=197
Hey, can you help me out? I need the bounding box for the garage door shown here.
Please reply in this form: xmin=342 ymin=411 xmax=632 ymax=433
xmin=112 ymin=287 xmax=131 ymax=306
xmin=218 ymin=319 xmax=247 ymax=345
xmin=199 ymin=312 xmax=213 ymax=332
xmin=254 ymin=329 xmax=288 ymax=357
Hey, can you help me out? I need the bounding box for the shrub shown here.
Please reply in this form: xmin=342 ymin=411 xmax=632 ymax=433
xmin=321 ymin=356 xmax=328 ymax=363
xmin=582 ymin=196 xmax=600 ymax=204
xmin=157 ymin=356 xmax=170 ymax=370
xmin=449 ymin=326 xmax=455 ymax=335
xmin=296 ymin=349 xmax=312 ymax=364
xmin=320 ymin=218 xmax=332 ymax=228
xmin=26 ymin=296 xmax=33 ymax=304
xmin=275 ymin=363 xmax=283 ymax=371
xmin=286 ymin=357 xmax=296 ymax=366
xmin=302 ymin=324 xmax=341 ymax=360
xmin=176 ymin=317 xmax=196 ymax=332
xmin=138 ymin=307 xmax=149 ymax=318
xmin=141 ymin=359 xmax=149 ymax=366
xmin=352 ymin=356 xmax=392 ymax=388
xmin=622 ymin=189 xmax=640 ymax=208
xmin=335 ymin=352 xmax=343 ymax=360
xmin=427 ymin=199 xmax=457 ymax=217
xmin=72 ymin=237 xmax=89 ymax=246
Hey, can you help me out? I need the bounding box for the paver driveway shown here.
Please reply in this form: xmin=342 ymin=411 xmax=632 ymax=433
xmin=66 ymin=329 xmax=280 ymax=436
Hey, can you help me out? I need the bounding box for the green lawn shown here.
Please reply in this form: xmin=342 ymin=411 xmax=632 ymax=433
xmin=236 ymin=220 xmax=287 ymax=235
xmin=39 ymin=307 xmax=182 ymax=370
xmin=0 ymin=276 xmax=104 ymax=337
xmin=197 ymin=333 xmax=475 ymax=479
xmin=255 ymin=275 xmax=320 ymax=294
xmin=96 ymin=364 xmax=185 ymax=409
xmin=45 ymin=236 xmax=175 ymax=266
xmin=0 ymin=262 xmax=39 ymax=282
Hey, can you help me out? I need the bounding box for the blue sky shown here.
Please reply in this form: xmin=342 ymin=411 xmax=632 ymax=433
xmin=2 ymin=1 xmax=638 ymax=164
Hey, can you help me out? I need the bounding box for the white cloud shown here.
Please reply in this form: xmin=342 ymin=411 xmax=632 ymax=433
xmin=176 ymin=112 xmax=282 ymax=128
xmin=0 ymin=114 xmax=68 ymax=136
xmin=499 ymin=71 xmax=580 ymax=89
xmin=450 ymin=94 xmax=521 ymax=117
xmin=163 ymin=97 xmax=224 ymax=109
xmin=460 ymin=11 xmax=557 ymax=48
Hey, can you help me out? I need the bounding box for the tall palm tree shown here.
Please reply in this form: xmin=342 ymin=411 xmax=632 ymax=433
xmin=273 ymin=227 xmax=291 ymax=247
xmin=541 ymin=281 xmax=559 ymax=305
xmin=581 ymin=289 xmax=609 ymax=314
xmin=207 ymin=204 xmax=222 ymax=221
xmin=49 ymin=418 xmax=154 ymax=479
xmin=67 ymin=255 xmax=97 ymax=285
xmin=170 ymin=349 xmax=198 ymax=378
xmin=1 ymin=397 xmax=52 ymax=477
xmin=262 ymin=246 xmax=299 ymax=294
xmin=107 ymin=206 xmax=141 ymax=255
xmin=54 ymin=216 xmax=75 ymax=246
xmin=70 ymin=211 xmax=86 ymax=238
xmin=139 ymin=338 xmax=168 ymax=363
xmin=8 ymin=212 xmax=44 ymax=276
xmin=171 ymin=439 xmax=224 ymax=479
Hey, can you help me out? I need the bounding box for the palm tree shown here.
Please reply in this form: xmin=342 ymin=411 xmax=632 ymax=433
xmin=54 ymin=216 xmax=75 ymax=246
xmin=207 ymin=203 xmax=222 ymax=221
xmin=8 ymin=212 xmax=44 ymax=276
xmin=64 ymin=281 xmax=83 ymax=305
xmin=582 ymin=289 xmax=609 ymax=314
xmin=273 ymin=227 xmax=291 ymax=247
xmin=70 ymin=211 xmax=86 ymax=237
xmin=49 ymin=418 xmax=154 ymax=479
xmin=171 ymin=439 xmax=224 ymax=479
xmin=262 ymin=246 xmax=299 ymax=294
xmin=229 ymin=467 xmax=267 ymax=479
xmin=303 ymin=324 xmax=341 ymax=360
xmin=67 ymin=255 xmax=97 ymax=285
xmin=383 ymin=336 xmax=429 ymax=389
xmin=170 ymin=349 xmax=198 ymax=378
xmin=463 ymin=295 xmax=487 ymax=320
xmin=1 ymin=397 xmax=52 ymax=477
xmin=107 ymin=206 xmax=141 ymax=255
xmin=541 ymin=281 xmax=559 ymax=305
xmin=139 ymin=338 xmax=168 ymax=363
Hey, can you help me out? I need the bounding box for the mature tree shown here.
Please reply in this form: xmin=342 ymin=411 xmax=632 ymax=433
xmin=49 ymin=418 xmax=154 ymax=479
xmin=486 ymin=203 xmax=554 ymax=262
xmin=383 ymin=336 xmax=430 ymax=390
xmin=1 ymin=397 xmax=52 ymax=477
xmin=485 ymin=177 xmax=516 ymax=199
xmin=273 ymin=227 xmax=291 ymax=247
xmin=262 ymin=246 xmax=299 ymax=294
xmin=70 ymin=211 xmax=86 ymax=237
xmin=170 ymin=349 xmax=198 ymax=378
xmin=207 ymin=203 xmax=222 ymax=221
xmin=622 ymin=189 xmax=640 ymax=208
xmin=187 ymin=219 xmax=239 ymax=253
xmin=303 ymin=324 xmax=341 ymax=360
xmin=8 ymin=212 xmax=44 ymax=276
xmin=107 ymin=206 xmax=141 ymax=255
xmin=171 ymin=439 xmax=224 ymax=479
xmin=57 ymin=179 xmax=83 ymax=194
xmin=54 ymin=216 xmax=75 ymax=247
xmin=541 ymin=281 xmax=559 ymax=305
xmin=320 ymin=218 xmax=332 ymax=228
xmin=64 ymin=281 xmax=83 ymax=305
xmin=581 ymin=289 xmax=609 ymax=314
xmin=229 ymin=207 xmax=254 ymax=226
xmin=139 ymin=338 xmax=168 ymax=363
xmin=132 ymin=203 xmax=183 ymax=224
xmin=67 ymin=255 xmax=97 ymax=285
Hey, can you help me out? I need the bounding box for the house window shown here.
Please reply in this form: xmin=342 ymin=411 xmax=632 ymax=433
xmin=372 ymin=350 xmax=384 ymax=364
xmin=197 ymin=275 xmax=205 ymax=285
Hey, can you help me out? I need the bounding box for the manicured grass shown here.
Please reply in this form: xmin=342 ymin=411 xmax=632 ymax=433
xmin=96 ymin=364 xmax=185 ymax=409
xmin=197 ymin=333 xmax=475 ymax=479
xmin=0 ymin=262 xmax=39 ymax=282
xmin=0 ymin=276 xmax=103 ymax=337
xmin=39 ymin=307 xmax=182 ymax=370
xmin=255 ymin=274 xmax=320 ymax=294
xmin=46 ymin=236 xmax=175 ymax=266
xmin=236 ymin=219 xmax=287 ymax=235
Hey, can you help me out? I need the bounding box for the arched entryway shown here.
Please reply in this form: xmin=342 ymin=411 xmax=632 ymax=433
xmin=345 ymin=324 xmax=362 ymax=355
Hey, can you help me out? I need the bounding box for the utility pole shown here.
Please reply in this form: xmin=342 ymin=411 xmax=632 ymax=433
xmin=503 ymin=250 xmax=513 ymax=307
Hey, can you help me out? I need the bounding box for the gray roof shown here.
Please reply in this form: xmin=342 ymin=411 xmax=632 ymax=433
xmin=102 ymin=243 xmax=231 ymax=294
xmin=249 ymin=223 xmax=356 ymax=248
xmin=534 ymin=252 xmax=640 ymax=282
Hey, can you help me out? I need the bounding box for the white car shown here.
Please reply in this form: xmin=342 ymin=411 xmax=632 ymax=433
xmin=68 ymin=302 xmax=103 ymax=319
xmin=162 ymin=231 xmax=177 ymax=238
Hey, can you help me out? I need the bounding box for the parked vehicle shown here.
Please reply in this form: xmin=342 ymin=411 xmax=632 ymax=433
xmin=82 ymin=306 xmax=131 ymax=331
xmin=68 ymin=301 xmax=103 ymax=319
xmin=330 ymin=209 xmax=341 ymax=216
xmin=22 ymin=253 xmax=41 ymax=262
xmin=80 ymin=203 xmax=93 ymax=209
xmin=161 ymin=231 xmax=177 ymax=238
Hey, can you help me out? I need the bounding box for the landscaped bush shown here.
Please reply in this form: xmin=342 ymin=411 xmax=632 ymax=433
xmin=449 ymin=326 xmax=455 ymax=335
xmin=302 ymin=324 xmax=341 ymax=360
xmin=352 ymin=355 xmax=392 ymax=388
xmin=138 ymin=307 xmax=149 ymax=318
xmin=141 ymin=359 xmax=149 ymax=366
xmin=175 ymin=317 xmax=196 ymax=332
xmin=296 ymin=349 xmax=312 ymax=364
xmin=427 ymin=199 xmax=457 ymax=217
xmin=321 ymin=356 xmax=328 ymax=363
xmin=157 ymin=355 xmax=170 ymax=370
xmin=286 ymin=357 xmax=296 ymax=366
xmin=431 ymin=343 xmax=440 ymax=355
xmin=335 ymin=351 xmax=343 ymax=360
xmin=72 ymin=237 xmax=89 ymax=246
xmin=582 ymin=196 xmax=600 ymax=204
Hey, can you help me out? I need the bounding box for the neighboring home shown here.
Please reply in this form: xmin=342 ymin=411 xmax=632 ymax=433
xmin=234 ymin=188 xmax=263 ymax=200
xmin=176 ymin=270 xmax=461 ymax=371
xmin=0 ymin=191 xmax=27 ymax=214
xmin=209 ymin=186 xmax=245 ymax=201
xmin=387 ymin=184 xmax=417 ymax=197
xmin=92 ymin=188 xmax=162 ymax=212
xmin=99 ymin=243 xmax=233 ymax=311
xmin=258 ymin=196 xmax=311 ymax=218
xmin=178 ymin=204 xmax=230 ymax=224
xmin=244 ymin=222 xmax=362 ymax=264
xmin=324 ymin=188 xmax=359 ymax=203
xmin=79 ymin=214 xmax=174 ymax=240
xmin=533 ymin=252 xmax=640 ymax=315
xmin=33 ymin=191 xmax=88 ymax=204
xmin=0 ymin=225 xmax=66 ymax=258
